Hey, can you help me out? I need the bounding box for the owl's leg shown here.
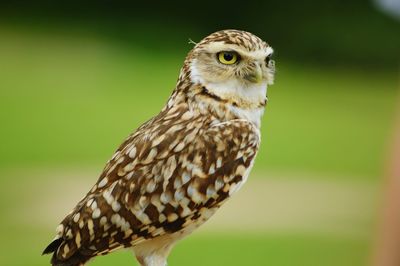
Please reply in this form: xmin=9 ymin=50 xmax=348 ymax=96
xmin=132 ymin=237 xmax=174 ymax=266
xmin=135 ymin=254 xmax=167 ymax=266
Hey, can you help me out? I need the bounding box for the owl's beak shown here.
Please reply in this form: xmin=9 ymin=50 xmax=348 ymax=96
xmin=244 ymin=63 xmax=263 ymax=84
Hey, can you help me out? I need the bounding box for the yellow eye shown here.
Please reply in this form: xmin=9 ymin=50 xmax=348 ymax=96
xmin=217 ymin=51 xmax=238 ymax=65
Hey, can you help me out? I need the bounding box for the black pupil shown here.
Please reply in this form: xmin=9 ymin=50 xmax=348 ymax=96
xmin=223 ymin=53 xmax=234 ymax=61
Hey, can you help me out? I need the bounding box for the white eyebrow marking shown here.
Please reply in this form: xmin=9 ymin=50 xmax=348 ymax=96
xmin=266 ymin=46 xmax=274 ymax=56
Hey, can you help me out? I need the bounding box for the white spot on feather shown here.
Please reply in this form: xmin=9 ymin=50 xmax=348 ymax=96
xmin=187 ymin=184 xmax=204 ymax=203
xmin=98 ymin=177 xmax=108 ymax=188
xmin=73 ymin=213 xmax=80 ymax=223
xmin=128 ymin=146 xmax=137 ymax=159
xmin=75 ymin=232 xmax=81 ymax=247
xmin=112 ymin=201 xmax=121 ymax=212
xmin=100 ymin=216 xmax=107 ymax=226
xmin=174 ymin=188 xmax=185 ymax=201
xmin=87 ymin=219 xmax=94 ymax=240
xmin=181 ymin=171 xmax=191 ymax=184
xmin=174 ymin=142 xmax=185 ymax=152
xmin=92 ymin=208 xmax=101 ymax=219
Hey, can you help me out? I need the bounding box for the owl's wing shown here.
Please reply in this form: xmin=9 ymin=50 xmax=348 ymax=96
xmin=47 ymin=111 xmax=260 ymax=264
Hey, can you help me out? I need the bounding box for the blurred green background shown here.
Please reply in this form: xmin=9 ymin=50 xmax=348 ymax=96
xmin=0 ymin=0 xmax=399 ymax=265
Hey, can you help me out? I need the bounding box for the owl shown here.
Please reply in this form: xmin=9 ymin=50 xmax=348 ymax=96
xmin=43 ymin=29 xmax=275 ymax=266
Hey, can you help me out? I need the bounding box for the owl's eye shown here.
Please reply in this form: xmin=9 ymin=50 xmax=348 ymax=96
xmin=265 ymin=54 xmax=272 ymax=64
xmin=217 ymin=51 xmax=239 ymax=65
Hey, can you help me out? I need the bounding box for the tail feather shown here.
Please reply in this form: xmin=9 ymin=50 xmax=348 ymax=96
xmin=42 ymin=238 xmax=91 ymax=266
xmin=43 ymin=238 xmax=63 ymax=255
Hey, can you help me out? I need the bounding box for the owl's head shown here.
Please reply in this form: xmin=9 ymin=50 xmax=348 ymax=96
xmin=187 ymin=30 xmax=274 ymax=108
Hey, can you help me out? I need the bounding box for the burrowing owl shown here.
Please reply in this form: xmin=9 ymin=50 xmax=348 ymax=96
xmin=43 ymin=29 xmax=275 ymax=266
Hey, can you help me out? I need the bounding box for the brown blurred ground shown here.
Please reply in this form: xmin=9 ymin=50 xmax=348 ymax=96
xmin=372 ymin=78 xmax=400 ymax=266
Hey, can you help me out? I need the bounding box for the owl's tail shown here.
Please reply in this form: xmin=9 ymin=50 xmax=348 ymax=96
xmin=42 ymin=238 xmax=91 ymax=266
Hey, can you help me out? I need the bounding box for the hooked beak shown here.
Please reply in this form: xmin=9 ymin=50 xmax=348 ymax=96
xmin=244 ymin=63 xmax=263 ymax=84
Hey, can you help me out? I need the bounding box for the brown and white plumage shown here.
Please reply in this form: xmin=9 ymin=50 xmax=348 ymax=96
xmin=43 ymin=29 xmax=275 ymax=266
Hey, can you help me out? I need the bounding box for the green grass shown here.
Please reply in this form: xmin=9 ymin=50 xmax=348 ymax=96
xmin=89 ymin=234 xmax=369 ymax=266
xmin=0 ymin=24 xmax=393 ymax=266
xmin=170 ymin=234 xmax=370 ymax=266
xmin=2 ymin=227 xmax=370 ymax=266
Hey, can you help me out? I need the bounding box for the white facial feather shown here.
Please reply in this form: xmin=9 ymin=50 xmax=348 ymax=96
xmin=229 ymin=105 xmax=265 ymax=128
xmin=190 ymin=59 xmax=267 ymax=127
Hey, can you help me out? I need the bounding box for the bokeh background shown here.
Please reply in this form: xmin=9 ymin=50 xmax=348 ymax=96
xmin=0 ymin=1 xmax=399 ymax=265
